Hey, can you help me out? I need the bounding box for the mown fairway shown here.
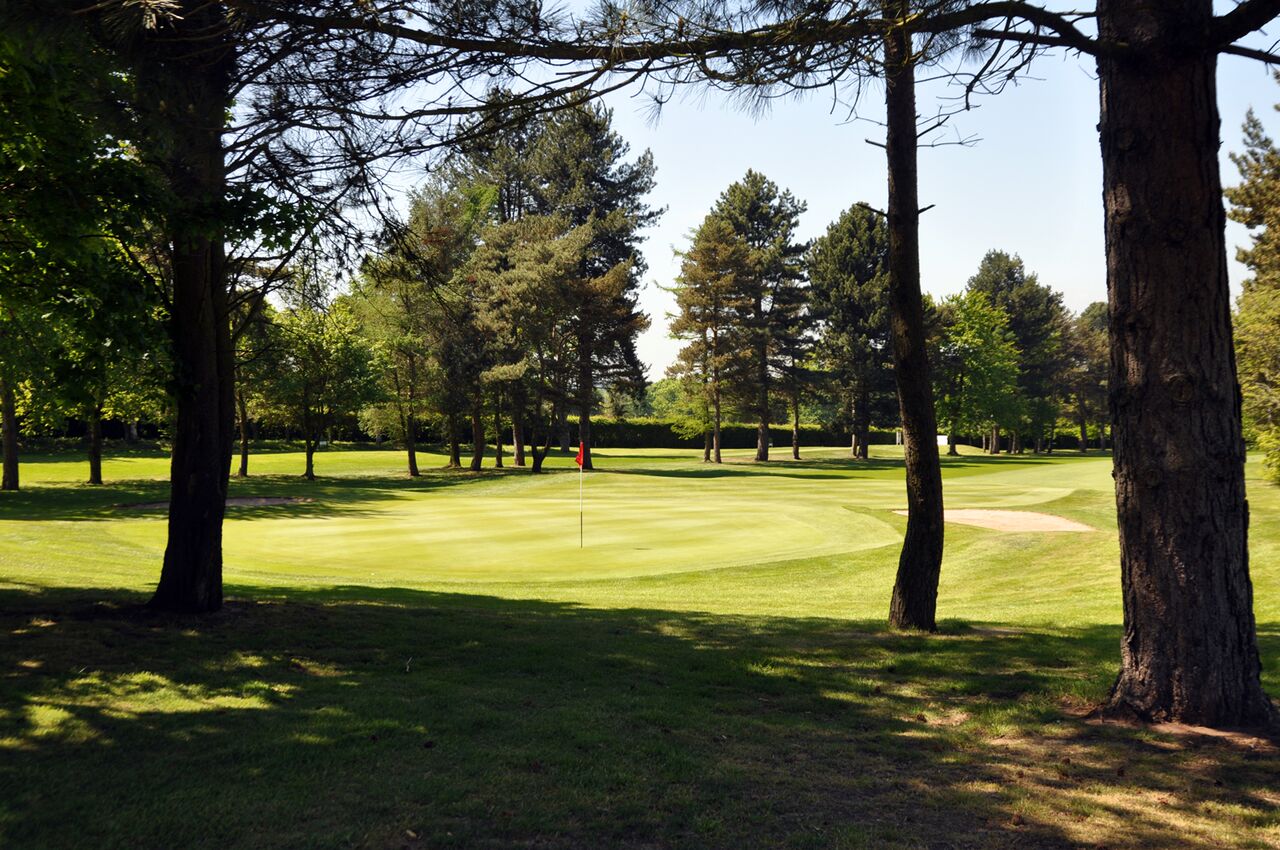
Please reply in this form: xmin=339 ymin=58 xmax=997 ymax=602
xmin=2 ymin=446 xmax=1277 ymax=849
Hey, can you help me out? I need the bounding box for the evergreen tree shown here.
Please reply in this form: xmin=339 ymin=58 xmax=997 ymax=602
xmin=527 ymin=103 xmax=659 ymax=469
xmin=1065 ymin=302 xmax=1109 ymax=453
xmin=466 ymin=215 xmax=590 ymax=473
xmin=712 ymin=170 xmax=808 ymax=462
xmin=966 ymin=250 xmax=1069 ymax=452
xmin=808 ymin=204 xmax=894 ymax=459
xmin=668 ymin=215 xmax=750 ymax=463
xmin=1228 ymin=107 xmax=1280 ymax=481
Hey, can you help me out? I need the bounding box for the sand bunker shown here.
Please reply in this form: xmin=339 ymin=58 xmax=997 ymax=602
xmin=893 ymin=508 xmax=1095 ymax=532
xmin=118 ymin=496 xmax=314 ymax=511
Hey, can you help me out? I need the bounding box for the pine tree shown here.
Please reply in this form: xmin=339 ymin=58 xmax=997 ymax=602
xmin=528 ymin=104 xmax=659 ymax=469
xmin=1228 ymin=107 xmax=1280 ymax=482
xmin=711 ymin=170 xmax=808 ymax=462
xmin=965 ymin=251 xmax=1069 ymax=452
xmin=668 ymin=215 xmax=750 ymax=462
xmin=808 ymin=205 xmax=894 ymax=459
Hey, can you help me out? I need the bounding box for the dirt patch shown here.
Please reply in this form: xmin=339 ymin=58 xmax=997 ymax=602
xmin=893 ymin=508 xmax=1095 ymax=532
xmin=116 ymin=496 xmax=314 ymax=511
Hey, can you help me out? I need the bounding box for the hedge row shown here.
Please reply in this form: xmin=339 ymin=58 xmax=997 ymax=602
xmin=576 ymin=417 xmax=898 ymax=449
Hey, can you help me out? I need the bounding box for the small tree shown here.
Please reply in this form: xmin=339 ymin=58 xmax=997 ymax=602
xmin=934 ymin=291 xmax=1021 ymax=452
xmin=669 ymin=214 xmax=749 ymax=462
xmin=263 ymin=301 xmax=382 ymax=480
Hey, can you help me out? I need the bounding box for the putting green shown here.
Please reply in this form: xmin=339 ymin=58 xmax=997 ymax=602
xmin=2 ymin=444 xmax=1107 ymax=585
xmin=4 ymin=444 xmax=1276 ymax=627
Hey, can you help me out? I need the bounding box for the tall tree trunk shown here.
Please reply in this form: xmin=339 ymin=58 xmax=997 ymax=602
xmin=405 ymin=410 xmax=419 ymax=477
xmin=1 ymin=377 xmax=18 ymax=492
xmin=236 ymin=389 xmax=250 ymax=478
xmin=990 ymin=425 xmax=1000 ymax=455
xmin=470 ymin=401 xmax=484 ymax=472
xmin=577 ymin=332 xmax=594 ymax=470
xmin=87 ymin=407 xmax=103 ymax=485
xmin=448 ymin=413 xmax=461 ymax=468
xmin=512 ymin=413 xmax=526 ymax=467
xmin=791 ymin=390 xmax=801 ymax=460
xmin=755 ymin=330 xmax=770 ymax=461
xmin=712 ymin=384 xmax=722 ymax=464
xmin=127 ymin=421 xmax=139 ymax=443
xmin=884 ymin=13 xmax=944 ymax=632
xmin=850 ymin=395 xmax=859 ymax=457
xmin=1097 ymin=0 xmax=1272 ymax=726
xmin=149 ymin=21 xmax=234 ymax=613
xmin=530 ymin=427 xmax=552 ymax=474
xmin=856 ymin=386 xmax=871 ymax=460
xmin=304 ymin=439 xmax=316 ymax=481
xmin=703 ymin=430 xmax=711 ymax=462
xmin=557 ymin=405 xmax=571 ymax=453
xmin=1078 ymin=401 xmax=1089 ymax=453
xmin=947 ymin=431 xmax=958 ymax=457
xmin=493 ymin=393 xmax=504 ymax=469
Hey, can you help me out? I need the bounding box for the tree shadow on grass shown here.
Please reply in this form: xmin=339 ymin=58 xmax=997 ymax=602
xmin=0 ymin=468 xmax=516 ymax=523
xmin=1 ymin=584 xmax=1276 ymax=850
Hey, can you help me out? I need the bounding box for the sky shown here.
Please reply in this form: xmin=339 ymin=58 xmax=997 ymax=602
xmin=599 ymin=51 xmax=1280 ymax=380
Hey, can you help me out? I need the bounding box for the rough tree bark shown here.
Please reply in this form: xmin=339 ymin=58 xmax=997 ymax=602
xmin=854 ymin=386 xmax=871 ymax=460
xmin=703 ymin=431 xmax=711 ymax=462
xmin=87 ymin=407 xmax=103 ymax=485
xmin=469 ymin=403 xmax=484 ymax=471
xmin=1 ymin=377 xmax=18 ymax=491
xmin=1096 ymin=0 xmax=1273 ymax=726
xmin=557 ymin=406 xmax=570 ymax=453
xmin=493 ymin=393 xmax=504 ymax=469
xmin=884 ymin=12 xmax=945 ymax=632
xmin=512 ymin=414 xmax=526 ymax=467
xmin=576 ymin=329 xmax=594 ymax=470
xmin=712 ymin=382 xmax=723 ymax=463
xmin=236 ymin=390 xmax=250 ymax=477
xmin=405 ymin=410 xmax=419 ymax=477
xmin=791 ymin=390 xmax=801 ymax=460
xmin=304 ymin=438 xmax=316 ymax=480
xmin=148 ymin=12 xmax=235 ymax=613
xmin=754 ymin=306 xmax=770 ymax=461
xmin=447 ymin=413 xmax=461 ymax=468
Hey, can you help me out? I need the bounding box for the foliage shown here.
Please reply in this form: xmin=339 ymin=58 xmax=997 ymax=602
xmin=1228 ymin=102 xmax=1280 ymax=481
xmin=709 ymin=170 xmax=808 ymax=441
xmin=807 ymin=204 xmax=895 ymax=451
xmin=966 ymin=251 xmax=1070 ymax=445
xmin=934 ymin=291 xmax=1022 ymax=440
xmin=260 ymin=301 xmax=383 ymax=477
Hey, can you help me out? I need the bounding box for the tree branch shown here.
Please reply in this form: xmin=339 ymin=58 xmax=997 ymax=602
xmin=1212 ymin=0 xmax=1280 ymax=49
xmin=1223 ymin=42 xmax=1280 ymax=64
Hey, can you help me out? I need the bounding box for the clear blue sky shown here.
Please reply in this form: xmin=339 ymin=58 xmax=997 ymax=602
xmin=603 ymin=51 xmax=1279 ymax=380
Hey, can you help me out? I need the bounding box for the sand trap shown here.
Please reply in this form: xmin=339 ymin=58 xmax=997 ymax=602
xmin=117 ymin=496 xmax=314 ymax=511
xmin=893 ymin=508 xmax=1095 ymax=532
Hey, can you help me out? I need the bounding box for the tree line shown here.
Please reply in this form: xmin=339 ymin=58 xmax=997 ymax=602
xmin=662 ymin=178 xmax=1111 ymax=464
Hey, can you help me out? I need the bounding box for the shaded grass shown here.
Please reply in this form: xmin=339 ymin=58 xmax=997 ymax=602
xmin=2 ymin=586 xmax=1277 ymax=849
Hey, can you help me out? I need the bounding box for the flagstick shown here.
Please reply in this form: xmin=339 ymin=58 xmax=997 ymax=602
xmin=578 ymin=450 xmax=584 ymax=548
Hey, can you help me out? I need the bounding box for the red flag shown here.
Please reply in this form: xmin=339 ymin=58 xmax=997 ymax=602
xmin=575 ymin=442 xmax=585 ymax=467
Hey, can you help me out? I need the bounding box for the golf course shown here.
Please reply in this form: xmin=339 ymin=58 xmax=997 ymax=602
xmin=2 ymin=446 xmax=1277 ymax=848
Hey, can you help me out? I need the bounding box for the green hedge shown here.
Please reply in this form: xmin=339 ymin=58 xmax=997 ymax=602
xmin=575 ymin=417 xmax=897 ymax=449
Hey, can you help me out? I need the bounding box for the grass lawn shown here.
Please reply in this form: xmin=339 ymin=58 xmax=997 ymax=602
xmin=1 ymin=444 xmax=1277 ymax=848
